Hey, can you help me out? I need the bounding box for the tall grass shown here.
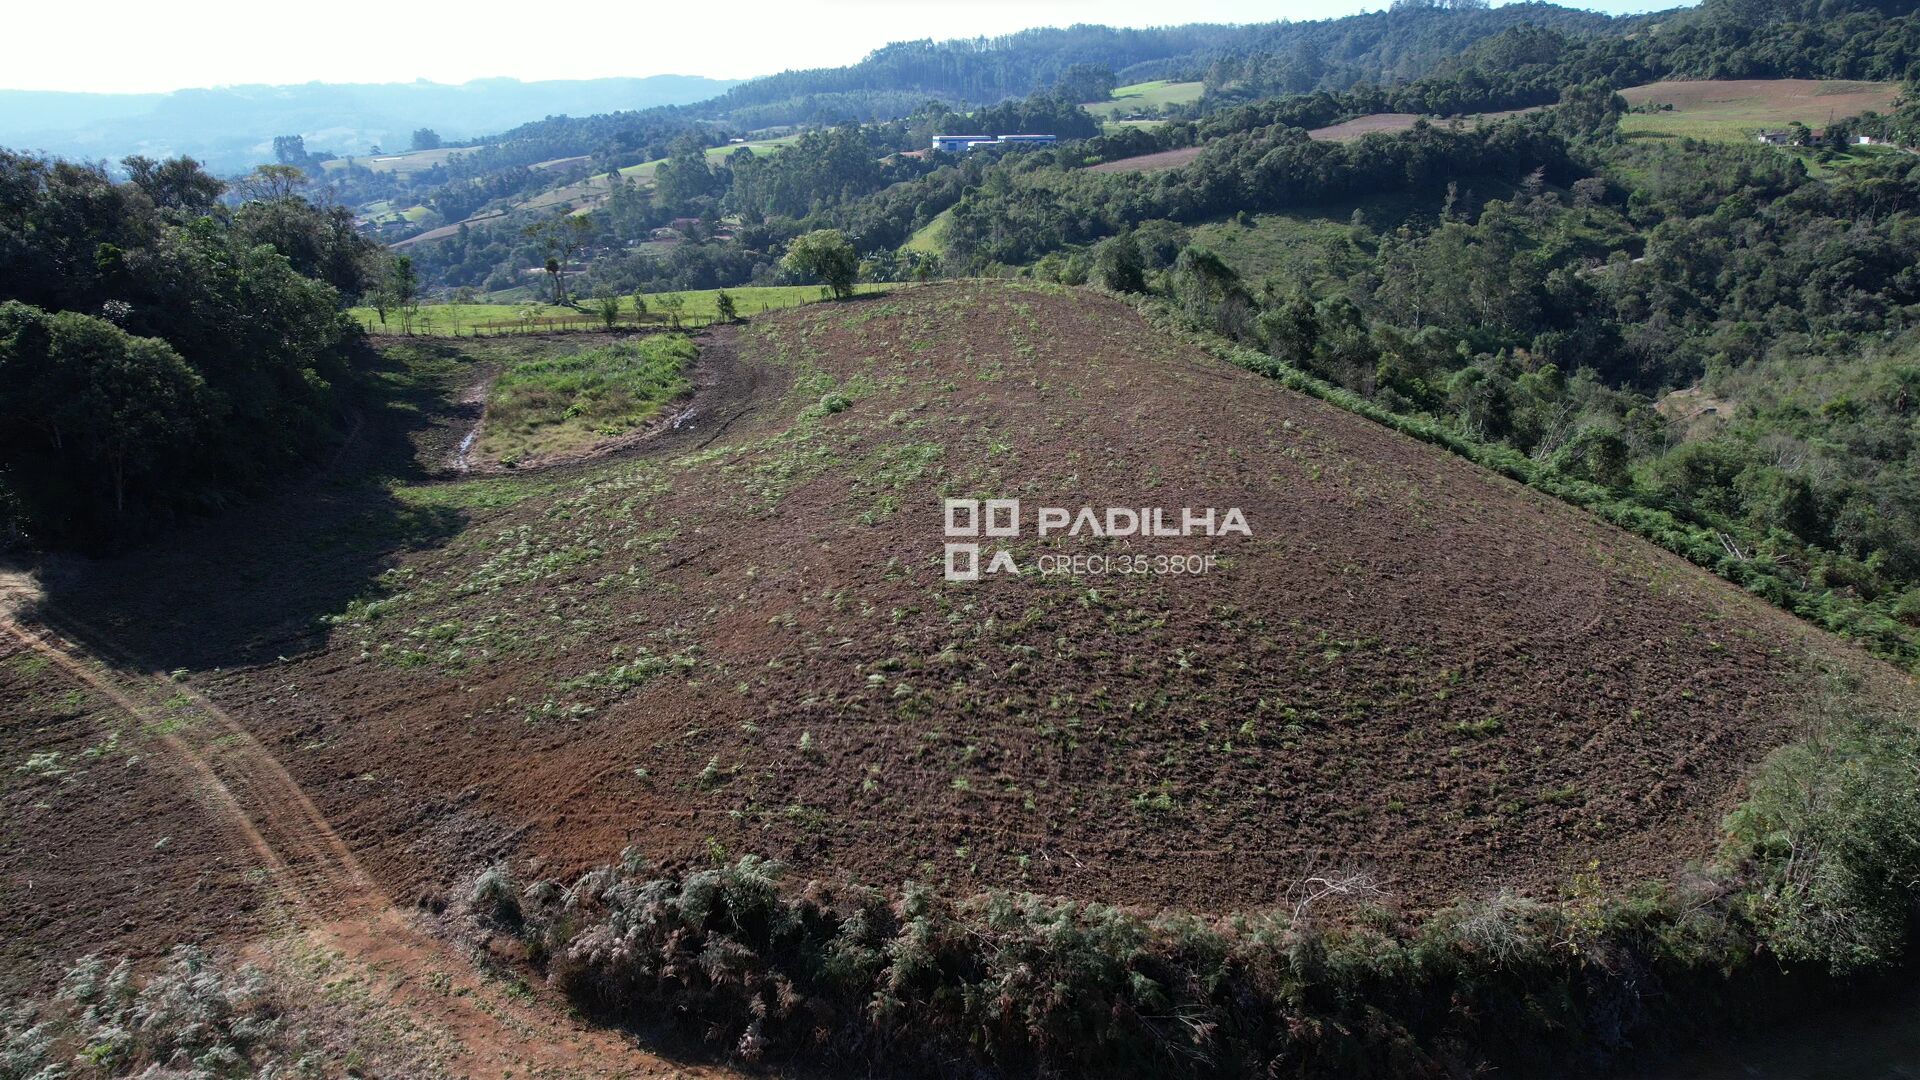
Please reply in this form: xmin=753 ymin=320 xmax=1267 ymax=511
xmin=477 ymin=336 xmax=694 ymax=464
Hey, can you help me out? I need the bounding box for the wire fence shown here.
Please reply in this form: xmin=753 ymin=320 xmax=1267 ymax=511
xmin=358 ymin=293 xmax=840 ymax=338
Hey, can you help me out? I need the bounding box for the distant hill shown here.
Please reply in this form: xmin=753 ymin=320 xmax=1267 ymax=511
xmin=0 ymin=75 xmax=742 ymax=174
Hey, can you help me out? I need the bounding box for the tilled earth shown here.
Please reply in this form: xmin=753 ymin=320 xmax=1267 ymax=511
xmin=10 ymin=282 xmax=1913 ymax=971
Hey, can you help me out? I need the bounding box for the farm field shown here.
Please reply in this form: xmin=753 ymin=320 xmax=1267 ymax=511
xmin=318 ymin=144 xmax=486 ymax=174
xmin=521 ymin=135 xmax=802 ymax=214
xmin=1305 ymin=106 xmax=1541 ymax=141
xmin=1091 ymin=107 xmax=1542 ymax=171
xmin=1617 ymin=78 xmax=1903 ymax=142
xmin=388 ymin=208 xmax=507 ymax=249
xmin=11 ymin=280 xmax=1904 ymax=966
xmin=357 ymin=199 xmax=435 ymax=226
xmin=1081 ymin=79 xmax=1204 ymax=118
xmin=350 ymin=283 xmax=893 ymax=334
xmin=1087 ymin=145 xmax=1203 ymax=173
xmin=473 ymin=334 xmax=696 ymax=466
xmin=1099 ymin=118 xmax=1170 ymax=134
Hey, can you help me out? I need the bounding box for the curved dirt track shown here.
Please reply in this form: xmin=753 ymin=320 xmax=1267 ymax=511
xmin=0 ymin=571 xmax=716 ymax=1080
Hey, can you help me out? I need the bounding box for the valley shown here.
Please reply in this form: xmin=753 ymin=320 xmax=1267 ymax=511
xmin=7 ymin=0 xmax=1920 ymax=1075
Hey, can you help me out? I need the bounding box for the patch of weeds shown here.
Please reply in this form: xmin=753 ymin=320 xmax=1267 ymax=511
xmin=1455 ymin=716 xmax=1506 ymax=737
xmin=698 ymin=755 xmax=733 ymax=788
xmin=16 ymin=750 xmax=71 ymax=780
xmin=1133 ymin=784 xmax=1177 ymax=814
xmin=7 ymin=654 xmax=50 ymax=678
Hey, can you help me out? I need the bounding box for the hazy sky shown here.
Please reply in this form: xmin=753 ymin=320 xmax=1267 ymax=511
xmin=11 ymin=0 xmax=1685 ymax=94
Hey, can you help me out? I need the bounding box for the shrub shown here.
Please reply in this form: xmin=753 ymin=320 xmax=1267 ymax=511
xmin=2 ymin=948 xmax=281 ymax=1077
xmin=1724 ymin=681 xmax=1920 ymax=973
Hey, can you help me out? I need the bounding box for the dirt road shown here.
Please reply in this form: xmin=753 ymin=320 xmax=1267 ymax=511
xmin=0 ymin=569 xmax=714 ymax=1080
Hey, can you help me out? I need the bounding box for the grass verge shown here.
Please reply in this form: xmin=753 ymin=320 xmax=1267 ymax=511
xmin=351 ymin=284 xmax=892 ymax=336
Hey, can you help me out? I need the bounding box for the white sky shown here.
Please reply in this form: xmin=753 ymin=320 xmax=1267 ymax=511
xmin=9 ymin=0 xmax=1685 ymax=95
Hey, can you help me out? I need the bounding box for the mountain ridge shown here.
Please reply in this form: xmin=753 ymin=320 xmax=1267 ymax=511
xmin=0 ymin=74 xmax=742 ymax=173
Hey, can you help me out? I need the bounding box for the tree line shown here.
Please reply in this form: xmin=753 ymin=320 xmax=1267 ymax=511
xmin=0 ymin=151 xmax=379 ymax=547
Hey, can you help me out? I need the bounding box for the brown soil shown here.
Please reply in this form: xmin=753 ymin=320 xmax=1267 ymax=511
xmin=5 ymin=282 xmax=1912 ymax=969
xmin=1307 ymin=113 xmax=1425 ymax=140
xmin=1094 ymin=108 xmax=1546 ymax=170
xmin=392 ymin=210 xmax=508 ymax=250
xmin=1618 ymin=78 xmax=1901 ymax=115
xmin=1088 ymin=146 xmax=1204 ymax=173
xmin=1306 ymin=108 xmax=1542 ymax=141
xmin=0 ymin=572 xmax=718 ymax=1077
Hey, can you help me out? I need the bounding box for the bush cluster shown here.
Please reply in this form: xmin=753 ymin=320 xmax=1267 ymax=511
xmin=475 ymin=673 xmax=1915 ymax=1077
xmin=1 ymin=948 xmax=284 ymax=1078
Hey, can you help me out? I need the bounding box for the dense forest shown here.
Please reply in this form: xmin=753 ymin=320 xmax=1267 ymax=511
xmin=1203 ymin=0 xmax=1628 ymax=99
xmin=0 ymin=152 xmax=378 ymax=546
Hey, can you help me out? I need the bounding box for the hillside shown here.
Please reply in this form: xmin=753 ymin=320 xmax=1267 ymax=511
xmin=13 ymin=283 xmax=1903 ymax=942
xmin=1619 ymin=78 xmax=1903 ymax=142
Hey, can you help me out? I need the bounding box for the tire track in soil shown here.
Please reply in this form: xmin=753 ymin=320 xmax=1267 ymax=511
xmin=0 ymin=574 xmax=715 ymax=1080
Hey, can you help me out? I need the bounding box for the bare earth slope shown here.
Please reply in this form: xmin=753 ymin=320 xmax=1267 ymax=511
xmin=12 ymin=283 xmax=1909 ymax=941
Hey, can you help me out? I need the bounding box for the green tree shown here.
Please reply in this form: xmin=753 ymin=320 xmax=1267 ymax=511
xmin=386 ymin=255 xmax=422 ymax=335
xmin=653 ymin=137 xmax=716 ymax=210
xmin=593 ymin=287 xmax=622 ymax=331
xmin=1093 ymin=232 xmax=1146 ymax=293
xmin=236 ymin=164 xmax=308 ymax=202
xmin=411 ymin=128 xmax=443 ymax=151
xmin=0 ymin=302 xmax=204 ymax=521
xmin=1055 ymin=63 xmax=1117 ymax=103
xmin=658 ymin=292 xmax=687 ymax=328
xmin=715 ymin=290 xmax=739 ymax=323
xmin=120 ymin=155 xmax=224 ymax=213
xmin=523 ymin=215 xmax=592 ymax=305
xmin=271 ymin=134 xmax=309 ymax=166
xmin=783 ymin=229 xmax=860 ymax=300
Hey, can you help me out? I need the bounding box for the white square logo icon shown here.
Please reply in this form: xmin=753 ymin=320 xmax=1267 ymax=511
xmin=984 ymin=499 xmax=1020 ymax=537
xmin=944 ymin=543 xmax=980 ymax=581
xmin=944 ymin=499 xmax=979 ymax=537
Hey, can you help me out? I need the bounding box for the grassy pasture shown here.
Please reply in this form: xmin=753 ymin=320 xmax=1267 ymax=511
xmin=1189 ymin=192 xmax=1433 ymax=283
xmin=319 ymin=144 xmax=486 ymax=174
xmin=477 ymin=336 xmax=695 ymax=464
xmin=521 ymin=135 xmax=803 ymax=214
xmin=1081 ymin=80 xmax=1204 ymax=119
xmin=350 ymin=283 xmax=893 ymax=335
xmin=901 ymin=208 xmax=952 ymax=255
xmin=1618 ymin=79 xmax=1902 ymax=143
